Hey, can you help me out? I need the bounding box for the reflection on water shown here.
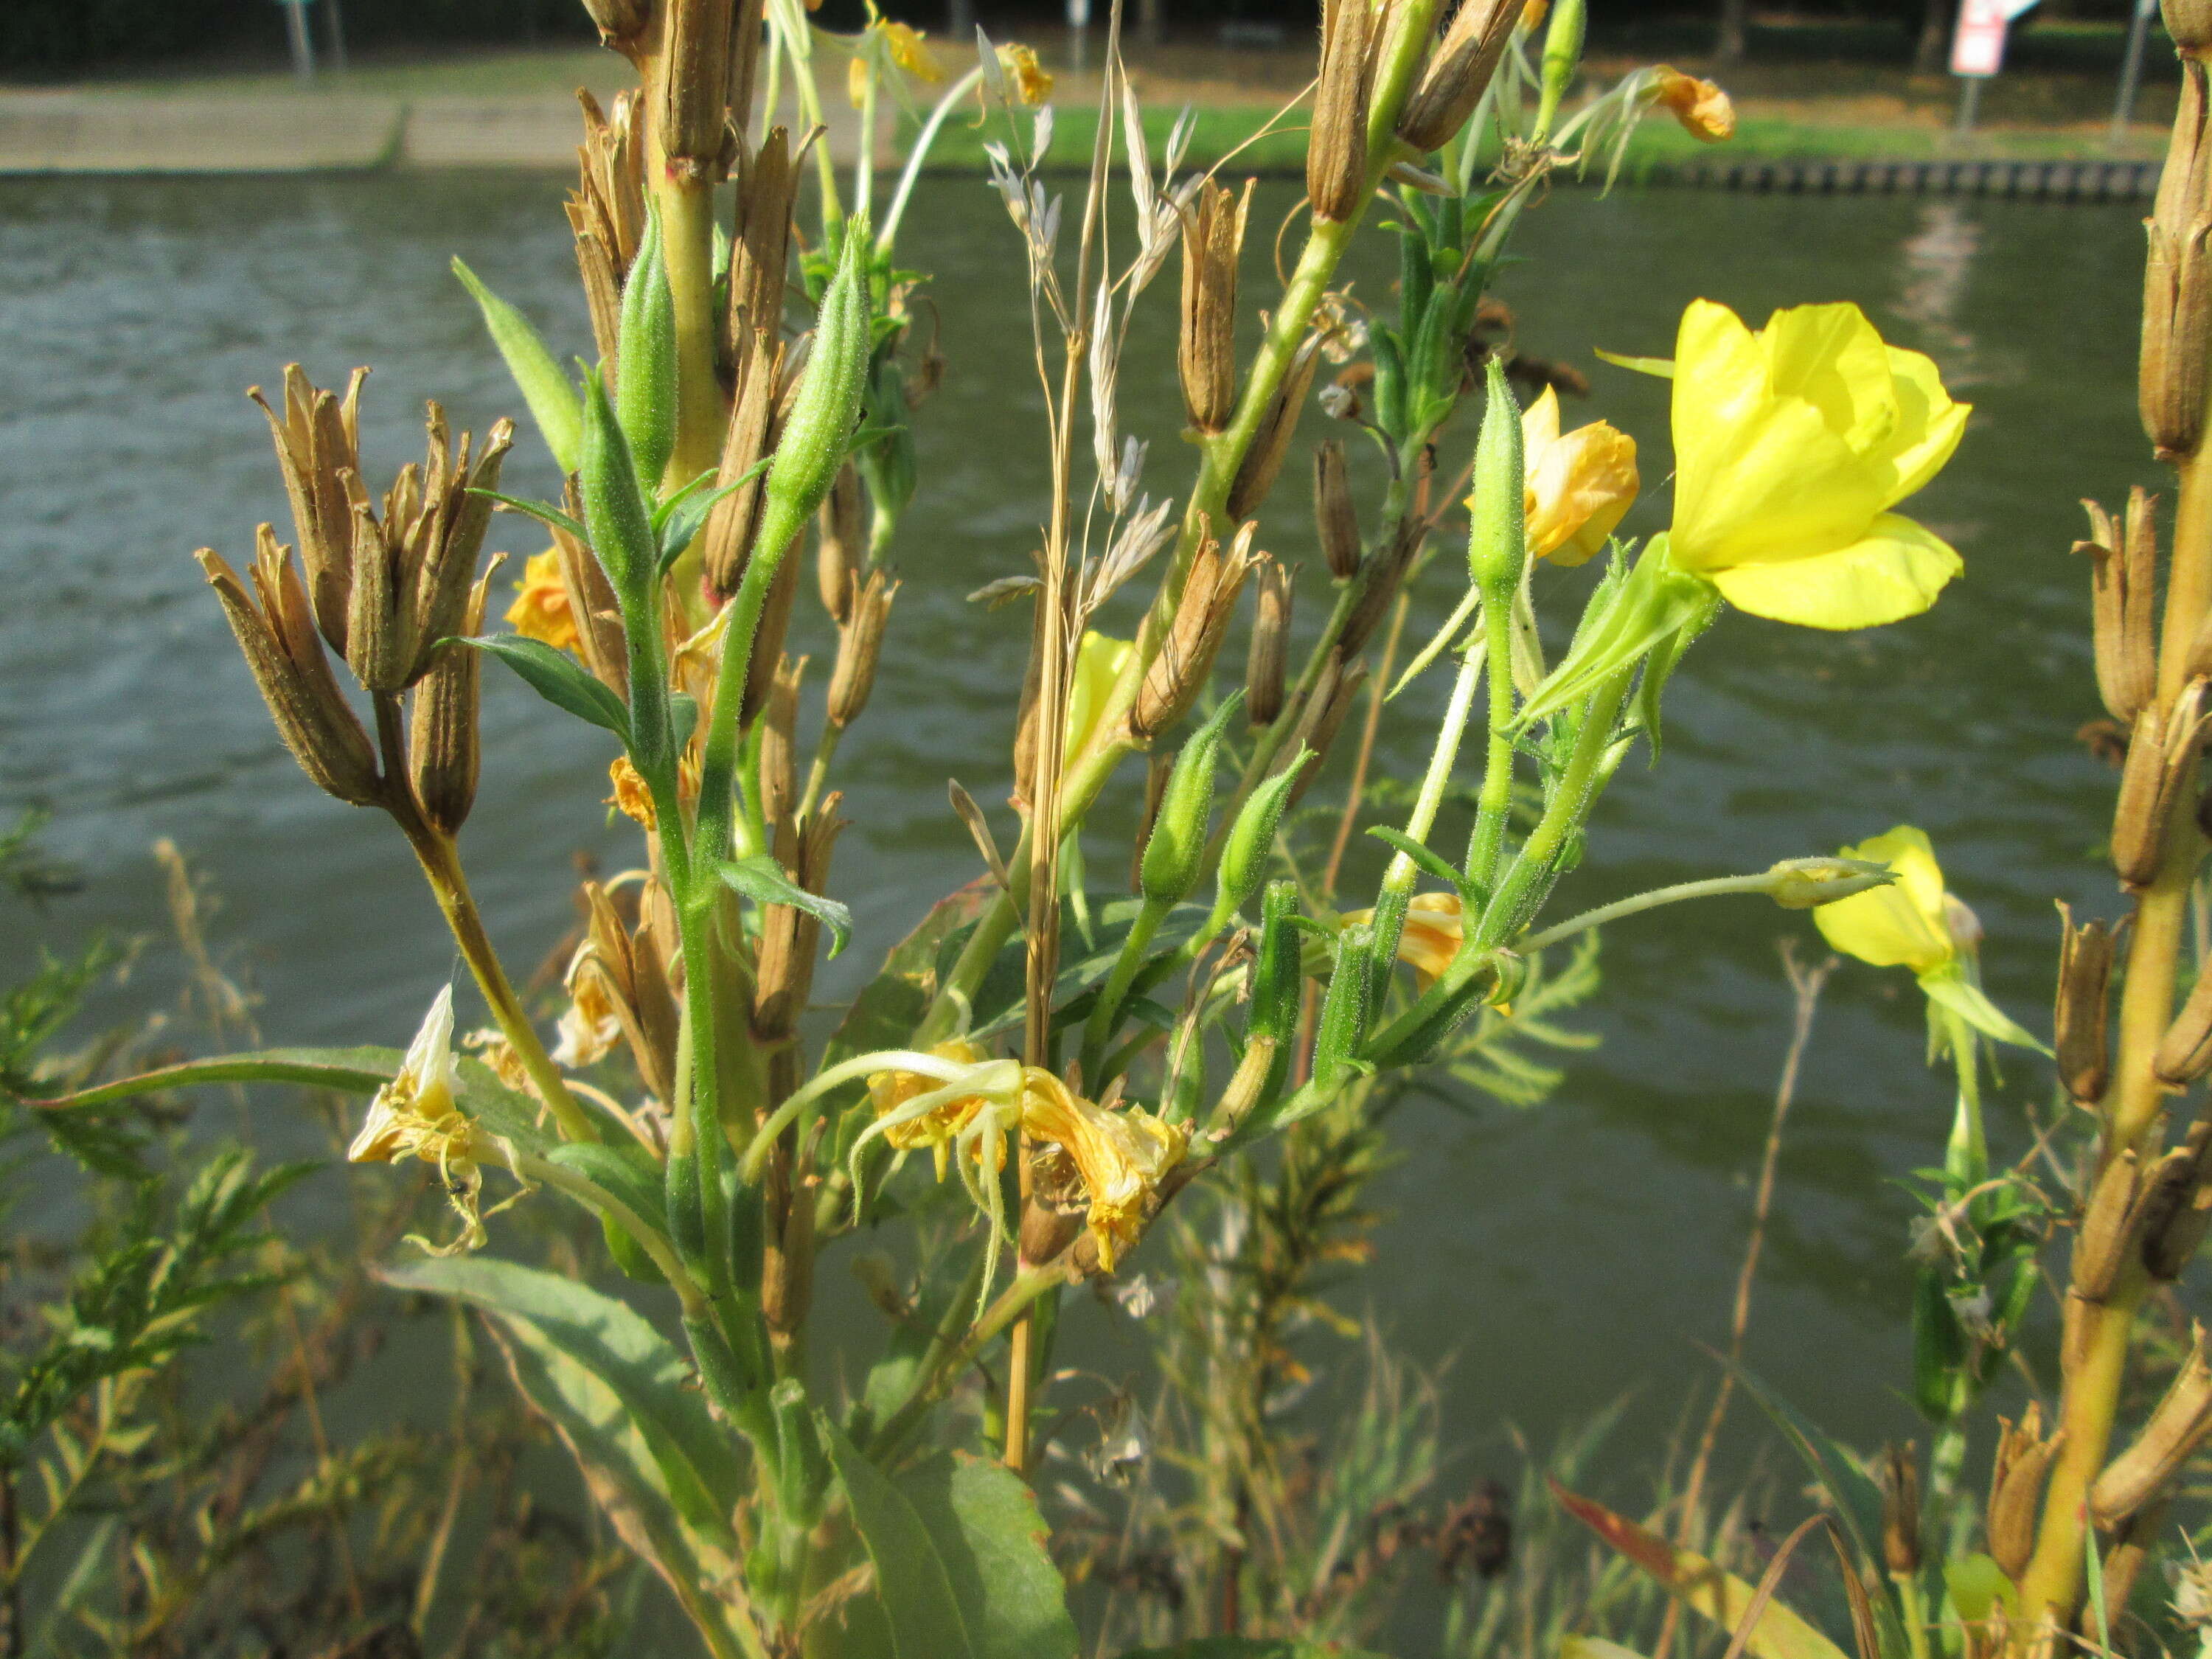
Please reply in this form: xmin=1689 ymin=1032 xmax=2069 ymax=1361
xmin=0 ymin=174 xmax=2144 ymax=1491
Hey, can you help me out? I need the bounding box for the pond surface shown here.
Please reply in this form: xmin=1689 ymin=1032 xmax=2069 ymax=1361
xmin=0 ymin=170 xmax=2137 ymax=1523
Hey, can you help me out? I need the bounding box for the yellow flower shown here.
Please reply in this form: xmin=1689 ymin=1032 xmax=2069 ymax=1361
xmin=349 ymin=987 xmax=495 ymax=1253
xmin=1520 ymin=0 xmax=1550 ymax=31
xmin=1521 ymin=386 xmax=1639 ymax=566
xmin=1812 ymin=827 xmax=1957 ymax=977
xmin=1649 ymin=66 xmax=1735 ymax=142
xmin=1018 ymin=1073 xmax=1188 ymax=1273
xmin=463 ymin=1027 xmax=531 ymax=1092
xmin=1343 ymin=891 xmax=1464 ymax=990
xmin=868 ymin=1038 xmax=1000 ymax=1177
xmin=851 ymin=17 xmax=942 ymax=105
xmin=1666 ymin=300 xmax=1970 ymax=630
xmin=505 ymin=549 xmax=579 ymax=653
xmin=605 ymin=756 xmax=656 ymax=830
xmin=550 ymin=942 xmax=625 ymax=1070
xmin=995 ymin=42 xmax=1054 ymax=106
xmin=1065 ymin=631 xmax=1135 ymax=763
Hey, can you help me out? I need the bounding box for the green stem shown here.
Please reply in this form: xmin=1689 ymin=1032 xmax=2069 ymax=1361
xmin=1515 ymin=872 xmax=1809 ymax=955
xmin=1079 ymin=898 xmax=1169 ymax=1083
xmin=877 ymin=66 xmax=987 ymax=251
xmin=1365 ymin=626 xmax=1486 ymax=978
xmin=508 ymin=1151 xmax=706 ymax=1316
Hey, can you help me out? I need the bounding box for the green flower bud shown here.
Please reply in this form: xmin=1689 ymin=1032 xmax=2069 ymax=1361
xmin=1215 ymin=751 xmax=1307 ymax=924
xmin=580 ymin=369 xmax=655 ymax=600
xmin=1140 ymin=692 xmax=1244 ymax=908
xmin=1311 ymin=923 xmax=1374 ymax=1090
xmin=1247 ymin=879 xmax=1304 ymax=1046
xmin=1467 ymin=356 xmax=1526 ymax=597
xmin=1764 ymin=855 xmax=1894 ymax=911
xmin=616 ymin=208 xmax=678 ymax=492
xmin=749 ymin=221 xmax=874 ymax=584
xmin=1535 ymin=0 xmax=1588 ymax=140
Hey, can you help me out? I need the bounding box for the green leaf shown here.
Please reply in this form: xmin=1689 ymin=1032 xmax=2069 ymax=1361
xmin=1919 ymin=973 xmax=2049 ymax=1056
xmin=1366 ymin=826 xmax=1470 ymax=896
xmin=893 ymin=1453 xmax=1077 ymax=1659
xmin=717 ymin=855 xmax=852 ymax=959
xmin=391 ymin=1259 xmax=751 ymax=1659
xmin=1943 ymin=1554 xmax=2017 ymax=1627
xmin=1117 ymin=1643 xmax=1393 ymax=1659
xmin=16 ymin=1046 xmax=398 ymax=1111
xmin=452 ymin=257 xmax=582 ymax=472
xmin=821 ymin=1416 xmax=978 ymax=1659
xmin=471 ymin=489 xmax=588 ymax=544
xmin=1550 ymin=1481 xmax=1854 ymax=1659
xmin=380 ymin=1257 xmax=742 ymax=1543
xmin=461 ymin=635 xmax=630 ymax=740
xmin=655 ymin=461 xmax=773 ymax=577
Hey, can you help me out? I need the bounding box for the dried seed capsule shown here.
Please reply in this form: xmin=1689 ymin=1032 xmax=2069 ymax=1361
xmin=744 ymin=552 xmax=804 ymax=729
xmin=2074 ymin=1147 xmax=2149 ymax=1302
xmin=757 ymin=655 xmax=804 ymax=841
xmin=1245 ymin=560 xmax=1293 ymax=727
xmin=816 ymin=462 xmax=864 ymax=625
xmin=408 ymin=561 xmax=496 ymax=836
xmin=2142 ymin=60 xmax=2212 ymax=461
xmin=1228 ymin=334 xmax=1324 ymax=521
xmin=751 ymin=801 xmax=846 ymax=1043
xmin=704 ymin=333 xmax=787 ymax=600
xmin=1986 ymin=1408 xmax=2061 ymax=1580
xmin=1132 ymin=523 xmax=1261 ymax=740
xmin=828 ymin=568 xmax=897 ymax=729
xmin=2139 ymin=1125 xmax=2212 ymax=1281
xmin=1309 ymin=0 xmax=1378 ymax=222
xmin=1337 ymin=518 xmax=1419 ymax=659
xmin=580 ymin=0 xmax=651 ymax=55
xmin=2093 ymin=1326 xmax=2212 ymax=1528
xmin=1879 ymin=1444 xmax=1921 ymax=1576
xmin=198 ymin=533 xmax=382 ymax=808
xmin=2072 ymin=491 xmax=2160 ymax=722
xmin=731 ymin=126 xmax=799 ymax=347
xmin=2110 ymin=683 xmax=2208 ymax=888
xmin=1284 ymin=655 xmax=1368 ymax=807
xmin=250 ymin=364 xmax=366 ymax=653
xmin=1178 ymin=181 xmax=1250 ymax=436
xmin=2171 ymin=0 xmax=2212 ymax=54
xmin=1315 ymin=438 xmax=1363 ymax=581
xmin=2157 ymin=954 xmax=2212 ymax=1085
xmin=2054 ymin=902 xmax=2115 ymax=1105
xmin=1397 ymin=0 xmax=1518 ymax=156
xmin=661 ymin=0 xmax=738 ymax=178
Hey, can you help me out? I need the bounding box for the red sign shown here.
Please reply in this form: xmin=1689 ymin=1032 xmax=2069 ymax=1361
xmin=1952 ymin=0 xmax=2010 ymax=77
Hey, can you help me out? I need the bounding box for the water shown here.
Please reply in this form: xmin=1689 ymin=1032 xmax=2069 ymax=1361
xmin=0 ymin=172 xmax=2138 ymax=1545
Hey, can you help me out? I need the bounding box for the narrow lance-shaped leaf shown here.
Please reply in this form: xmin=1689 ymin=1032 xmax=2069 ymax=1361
xmin=717 ymin=855 xmax=854 ymax=959
xmin=459 ymin=635 xmax=630 ymax=740
xmin=452 ymin=257 xmax=582 ymax=472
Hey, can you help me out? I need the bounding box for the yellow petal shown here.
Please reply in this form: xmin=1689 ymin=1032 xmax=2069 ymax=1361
xmin=1707 ymin=512 xmax=1960 ymax=630
xmin=1875 ymin=344 xmax=1970 ymax=506
xmin=1521 ymin=383 xmax=1562 ymax=451
xmin=1065 ymin=631 xmax=1134 ymax=762
xmin=1813 ymin=826 xmax=1955 ymax=975
xmin=1529 ymin=421 xmax=1639 ymax=566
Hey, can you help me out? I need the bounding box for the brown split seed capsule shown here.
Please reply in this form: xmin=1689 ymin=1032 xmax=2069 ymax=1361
xmin=198 ymin=533 xmax=383 ymax=808
xmin=829 ymin=570 xmax=897 ymax=730
xmin=758 ymin=655 xmax=805 ymax=843
xmin=1315 ymin=437 xmax=1363 ymax=581
xmin=2142 ymin=58 xmax=2212 ymax=462
xmin=661 ymin=0 xmax=738 ymax=178
xmin=2171 ymin=0 xmax=2212 ymax=54
xmin=2074 ymin=1147 xmax=2149 ymax=1302
xmin=817 ymin=462 xmax=863 ymax=625
xmin=2093 ymin=1326 xmax=2212 ymax=1528
xmin=703 ymin=334 xmax=787 ymax=599
xmin=1397 ymin=0 xmax=1519 ymax=156
xmin=1987 ymin=1408 xmax=2062 ymax=1580
xmin=1310 ymin=0 xmax=1380 ymax=222
xmin=1879 ymin=1444 xmax=1921 ymax=1575
xmin=1132 ymin=523 xmax=1261 ymax=740
xmin=250 ymin=364 xmax=367 ymax=653
xmin=731 ymin=125 xmax=799 ymax=348
xmin=1284 ymin=654 xmax=1368 ymax=808
xmin=408 ymin=560 xmax=497 ymax=836
xmin=1246 ymin=560 xmax=1294 ymax=728
xmin=1228 ymin=333 xmax=1325 ymax=521
xmin=2075 ymin=492 xmax=2158 ymax=724
xmin=2157 ymin=954 xmax=2212 ymax=1084
xmin=2110 ymin=683 xmax=2208 ymax=888
xmin=751 ymin=801 xmax=846 ymax=1044
xmin=2053 ymin=902 xmax=2115 ymax=1105
xmin=1178 ymin=181 xmax=1251 ymax=436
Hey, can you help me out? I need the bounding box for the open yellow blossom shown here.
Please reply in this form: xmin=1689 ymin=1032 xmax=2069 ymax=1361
xmin=1665 ymin=299 xmax=1970 ymax=630
xmin=349 ymin=987 xmax=497 ymax=1253
xmin=1343 ymin=891 xmax=1464 ymax=990
xmin=505 ymin=549 xmax=579 ymax=653
xmin=1648 ymin=66 xmax=1735 ymax=142
xmin=1065 ymin=631 xmax=1135 ymax=763
xmin=995 ymin=42 xmax=1054 ymax=106
xmin=1521 ymin=386 xmax=1638 ymax=566
xmin=1018 ymin=1072 xmax=1188 ymax=1273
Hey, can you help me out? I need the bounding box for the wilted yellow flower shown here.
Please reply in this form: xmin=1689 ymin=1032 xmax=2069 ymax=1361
xmin=463 ymin=1027 xmax=531 ymax=1092
xmin=1019 ymin=1072 xmax=1188 ymax=1273
xmin=506 ymin=549 xmax=578 ymax=653
xmin=1648 ymin=66 xmax=1735 ymax=142
xmin=550 ymin=943 xmax=625 ymax=1070
xmin=1343 ymin=891 xmax=1464 ymax=990
xmin=1521 ymin=0 xmax=1550 ymax=31
xmin=851 ymin=17 xmax=942 ymax=105
xmin=605 ymin=756 xmax=656 ymax=830
xmin=1521 ymin=386 xmax=1639 ymax=566
xmin=349 ymin=987 xmax=494 ymax=1252
xmin=995 ymin=42 xmax=1054 ymax=106
xmin=868 ymin=1037 xmax=1001 ymax=1177
xmin=1065 ymin=631 xmax=1135 ymax=762
xmin=1666 ymin=300 xmax=1969 ymax=630
xmin=1813 ymin=827 xmax=1956 ymax=977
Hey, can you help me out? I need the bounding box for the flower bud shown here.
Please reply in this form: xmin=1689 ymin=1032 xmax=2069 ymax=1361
xmin=828 ymin=568 xmax=897 ymax=729
xmin=1309 ymin=0 xmax=1378 ymax=222
xmin=1763 ymin=855 xmax=1893 ymax=911
xmin=816 ymin=462 xmax=863 ymax=624
xmin=1311 ymin=924 xmax=1374 ymax=1090
xmin=1397 ymin=0 xmax=1517 ymax=156
xmin=580 ymin=369 xmax=656 ymax=599
xmin=1218 ymin=755 xmax=1308 ymax=923
xmin=615 ymin=208 xmax=678 ymax=490
xmin=1228 ymin=335 xmax=1324 ymax=522
xmin=2110 ymin=684 xmax=2208 ymax=888
xmin=745 ymin=221 xmax=872 ymax=598
xmin=198 ymin=532 xmax=382 ymax=808
xmin=1245 ymin=561 xmax=1293 ymax=727
xmin=1132 ymin=523 xmax=1260 ymax=740
xmin=1315 ymin=439 xmax=1363 ymax=581
xmin=2141 ymin=60 xmax=2212 ymax=462
xmin=2076 ymin=492 xmax=2159 ymax=723
xmin=1248 ymin=879 xmax=1306 ymax=1046
xmin=1178 ymin=181 xmax=1250 ymax=436
xmin=1879 ymin=1444 xmax=1921 ymax=1576
xmin=1467 ymin=358 xmax=1527 ymax=596
xmin=1141 ymin=694 xmax=1242 ymax=908
xmin=1987 ymin=1407 xmax=2062 ymax=1580
xmin=2093 ymin=1326 xmax=2212 ymax=1528
xmin=408 ymin=560 xmax=495 ymax=836
xmin=2055 ymin=902 xmax=2115 ymax=1105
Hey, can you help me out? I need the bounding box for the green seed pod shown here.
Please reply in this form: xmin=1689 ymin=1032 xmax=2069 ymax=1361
xmin=1140 ymin=692 xmax=1244 ymax=908
xmin=1216 ymin=751 xmax=1307 ymax=924
xmin=772 ymin=1380 xmax=831 ymax=1528
xmin=748 ymin=222 xmax=874 ymax=585
xmin=1311 ymin=924 xmax=1374 ymax=1089
xmin=1247 ymin=879 xmax=1305 ymax=1045
xmin=615 ymin=209 xmax=678 ymax=492
xmin=580 ymin=369 xmax=656 ymax=601
xmin=1467 ymin=356 xmax=1526 ymax=597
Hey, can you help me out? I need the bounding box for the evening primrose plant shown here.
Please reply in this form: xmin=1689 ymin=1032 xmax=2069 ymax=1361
xmin=24 ymin=0 xmax=2025 ymax=1651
